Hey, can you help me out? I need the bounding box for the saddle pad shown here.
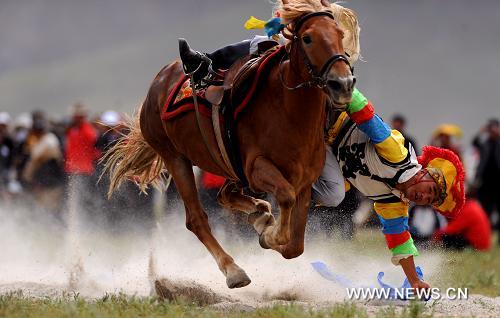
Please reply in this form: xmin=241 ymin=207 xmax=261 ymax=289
xmin=161 ymin=75 xmax=212 ymax=121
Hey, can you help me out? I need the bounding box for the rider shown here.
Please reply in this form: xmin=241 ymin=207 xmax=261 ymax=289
xmin=317 ymin=96 xmax=465 ymax=289
xmin=178 ymin=1 xmax=465 ymax=290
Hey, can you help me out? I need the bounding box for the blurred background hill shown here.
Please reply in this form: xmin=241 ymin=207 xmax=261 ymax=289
xmin=1 ymin=0 xmax=499 ymax=142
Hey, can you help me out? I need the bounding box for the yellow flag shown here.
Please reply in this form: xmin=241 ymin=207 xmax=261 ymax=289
xmin=244 ymin=16 xmax=267 ymax=30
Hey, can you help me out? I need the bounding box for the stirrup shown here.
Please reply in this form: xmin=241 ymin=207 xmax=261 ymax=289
xmin=179 ymin=38 xmax=224 ymax=89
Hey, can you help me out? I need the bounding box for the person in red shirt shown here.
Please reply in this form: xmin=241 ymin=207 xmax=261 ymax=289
xmin=65 ymin=103 xmax=98 ymax=175
xmin=433 ymin=193 xmax=492 ymax=251
xmin=64 ymin=103 xmax=98 ymax=224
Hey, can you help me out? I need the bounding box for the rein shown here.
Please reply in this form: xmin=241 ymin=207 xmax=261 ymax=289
xmin=279 ymin=11 xmax=352 ymax=91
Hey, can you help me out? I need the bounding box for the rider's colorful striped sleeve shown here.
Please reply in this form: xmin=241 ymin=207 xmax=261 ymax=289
xmin=346 ymin=89 xmax=408 ymax=163
xmin=373 ymin=202 xmax=419 ymax=265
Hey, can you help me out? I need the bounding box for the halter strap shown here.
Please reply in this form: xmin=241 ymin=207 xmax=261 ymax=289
xmin=293 ymin=11 xmax=335 ymax=34
xmin=280 ymin=11 xmax=353 ymax=91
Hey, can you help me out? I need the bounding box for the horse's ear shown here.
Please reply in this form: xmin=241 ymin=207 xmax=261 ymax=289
xmin=321 ymin=0 xmax=331 ymax=7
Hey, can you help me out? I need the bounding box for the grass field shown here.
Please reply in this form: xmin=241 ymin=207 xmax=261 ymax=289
xmin=0 ymin=292 xmax=437 ymax=318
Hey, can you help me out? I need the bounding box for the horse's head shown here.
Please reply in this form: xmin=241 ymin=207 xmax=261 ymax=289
xmin=282 ymin=0 xmax=355 ymax=108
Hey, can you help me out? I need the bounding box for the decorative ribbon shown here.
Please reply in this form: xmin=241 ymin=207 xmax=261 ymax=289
xmin=244 ymin=16 xmax=286 ymax=37
xmin=311 ymin=261 xmax=428 ymax=301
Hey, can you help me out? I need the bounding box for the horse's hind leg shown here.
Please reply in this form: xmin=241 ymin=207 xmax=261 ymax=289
xmin=166 ymin=156 xmax=251 ymax=288
xmin=217 ymin=180 xmax=272 ymax=214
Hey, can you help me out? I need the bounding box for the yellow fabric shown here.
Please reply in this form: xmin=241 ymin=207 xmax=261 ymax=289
xmin=344 ymin=180 xmax=351 ymax=192
xmin=374 ymin=201 xmax=409 ymax=219
xmin=244 ymin=16 xmax=267 ymax=30
xmin=374 ymin=130 xmax=408 ymax=163
xmin=326 ymin=111 xmax=349 ymax=145
xmin=428 ymin=158 xmax=458 ymax=213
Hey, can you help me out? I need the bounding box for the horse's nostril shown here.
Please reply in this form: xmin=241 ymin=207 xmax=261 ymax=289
xmin=328 ymin=80 xmax=342 ymax=92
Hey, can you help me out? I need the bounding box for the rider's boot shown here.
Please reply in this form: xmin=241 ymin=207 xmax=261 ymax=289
xmin=179 ymin=38 xmax=211 ymax=76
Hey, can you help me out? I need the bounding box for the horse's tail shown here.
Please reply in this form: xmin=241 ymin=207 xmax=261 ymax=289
xmin=101 ymin=103 xmax=168 ymax=198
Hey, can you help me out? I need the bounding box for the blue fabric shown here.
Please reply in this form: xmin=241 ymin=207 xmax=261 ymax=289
xmin=358 ymin=115 xmax=391 ymax=143
xmin=264 ymin=17 xmax=285 ymax=37
xmin=312 ymin=261 xmax=429 ymax=301
xmin=379 ymin=215 xmax=409 ymax=234
xmin=377 ymin=266 xmax=428 ymax=301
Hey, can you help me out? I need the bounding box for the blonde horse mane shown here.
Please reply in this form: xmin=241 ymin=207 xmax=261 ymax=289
xmin=275 ymin=0 xmax=361 ymax=64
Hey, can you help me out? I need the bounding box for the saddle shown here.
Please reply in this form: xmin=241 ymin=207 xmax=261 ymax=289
xmin=162 ymin=45 xmax=287 ymax=184
xmin=206 ymin=45 xmax=286 ymax=123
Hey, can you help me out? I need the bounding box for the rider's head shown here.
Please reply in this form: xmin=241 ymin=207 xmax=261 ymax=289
xmin=398 ymin=146 xmax=465 ymax=217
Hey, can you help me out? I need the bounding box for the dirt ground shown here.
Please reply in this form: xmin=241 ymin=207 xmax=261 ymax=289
xmin=0 ymin=204 xmax=498 ymax=317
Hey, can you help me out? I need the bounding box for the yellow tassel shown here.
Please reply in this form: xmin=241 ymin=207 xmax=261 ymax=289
xmin=244 ymin=16 xmax=267 ymax=30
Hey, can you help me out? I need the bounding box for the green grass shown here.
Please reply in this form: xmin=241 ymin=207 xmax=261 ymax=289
xmin=352 ymin=229 xmax=500 ymax=297
xmin=0 ymin=293 xmax=372 ymax=318
xmin=431 ymin=244 xmax=500 ymax=297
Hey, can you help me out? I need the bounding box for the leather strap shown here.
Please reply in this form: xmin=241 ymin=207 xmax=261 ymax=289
xmin=190 ymin=75 xmax=236 ymax=179
xmin=212 ymin=103 xmax=239 ymax=180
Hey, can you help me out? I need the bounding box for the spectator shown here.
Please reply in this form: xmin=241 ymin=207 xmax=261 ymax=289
xmin=65 ymin=103 xmax=98 ymax=175
xmin=22 ymin=111 xmax=65 ymax=217
xmin=431 ymin=124 xmax=462 ymax=159
xmin=0 ymin=112 xmax=14 ymax=197
xmin=391 ymin=114 xmax=419 ymax=154
xmin=432 ymin=192 xmax=491 ymax=251
xmin=472 ymin=118 xmax=500 ymax=236
xmin=199 ymin=171 xmax=226 ymax=223
xmin=64 ymin=103 xmax=98 ymax=222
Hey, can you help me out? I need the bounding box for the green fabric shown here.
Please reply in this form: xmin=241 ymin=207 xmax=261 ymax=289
xmin=391 ymin=237 xmax=419 ymax=256
xmin=346 ymin=88 xmax=368 ymax=114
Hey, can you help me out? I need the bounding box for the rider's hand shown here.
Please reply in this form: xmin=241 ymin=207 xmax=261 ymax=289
xmin=411 ymin=279 xmax=431 ymax=291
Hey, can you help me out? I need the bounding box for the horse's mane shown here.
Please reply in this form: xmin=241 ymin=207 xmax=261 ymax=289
xmin=275 ymin=0 xmax=330 ymax=24
xmin=275 ymin=0 xmax=360 ymax=63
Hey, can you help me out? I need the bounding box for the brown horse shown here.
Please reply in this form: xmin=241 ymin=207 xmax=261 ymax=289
xmin=105 ymin=0 xmax=354 ymax=289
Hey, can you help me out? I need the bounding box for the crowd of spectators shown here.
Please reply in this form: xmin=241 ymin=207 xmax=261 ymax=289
xmin=0 ymin=104 xmax=154 ymax=232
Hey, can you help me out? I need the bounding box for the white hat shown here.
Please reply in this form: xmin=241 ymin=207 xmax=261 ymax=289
xmin=100 ymin=110 xmax=121 ymax=126
xmin=0 ymin=112 xmax=11 ymax=125
xmin=14 ymin=113 xmax=33 ymax=129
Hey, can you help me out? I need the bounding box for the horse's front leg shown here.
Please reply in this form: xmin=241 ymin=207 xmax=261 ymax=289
xmin=248 ymin=156 xmax=296 ymax=250
xmin=166 ymin=156 xmax=251 ymax=288
xmin=276 ymin=187 xmax=311 ymax=259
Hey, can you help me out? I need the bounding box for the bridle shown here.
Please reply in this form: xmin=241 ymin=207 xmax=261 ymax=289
xmin=280 ymin=11 xmax=353 ymax=91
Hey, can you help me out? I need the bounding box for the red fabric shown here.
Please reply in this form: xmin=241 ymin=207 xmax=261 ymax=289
xmin=65 ymin=122 xmax=98 ymax=175
xmin=162 ymin=103 xmax=213 ymax=121
xmin=161 ymin=74 xmax=188 ymax=119
xmin=385 ymin=231 xmax=411 ymax=249
xmin=201 ymin=172 xmax=225 ymax=189
xmin=349 ymin=101 xmax=374 ymax=125
xmin=434 ymin=199 xmax=492 ymax=250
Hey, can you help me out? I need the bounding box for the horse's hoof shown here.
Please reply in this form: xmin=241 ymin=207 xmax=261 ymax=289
xmin=248 ymin=211 xmax=274 ymax=235
xmin=259 ymin=233 xmax=271 ymax=249
xmin=226 ymin=268 xmax=251 ymax=289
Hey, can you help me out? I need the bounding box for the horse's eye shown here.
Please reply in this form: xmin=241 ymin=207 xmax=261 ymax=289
xmin=302 ymin=35 xmax=312 ymax=45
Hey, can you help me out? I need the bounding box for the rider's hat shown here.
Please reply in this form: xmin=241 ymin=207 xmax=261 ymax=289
xmin=418 ymin=146 xmax=465 ymax=217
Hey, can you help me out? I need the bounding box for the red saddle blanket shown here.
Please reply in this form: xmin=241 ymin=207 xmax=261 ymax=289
xmin=161 ymin=46 xmax=286 ymax=123
xmin=161 ymin=76 xmax=212 ymax=121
